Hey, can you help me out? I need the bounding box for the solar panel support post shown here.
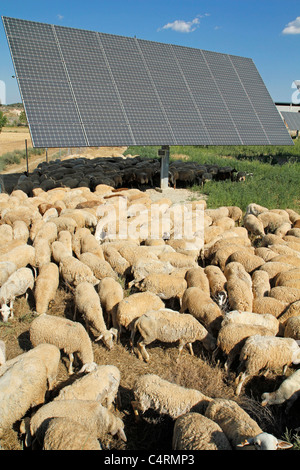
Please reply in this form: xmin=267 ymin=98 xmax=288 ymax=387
xmin=25 ymin=139 xmax=29 ymax=175
xmin=158 ymin=145 xmax=170 ymax=190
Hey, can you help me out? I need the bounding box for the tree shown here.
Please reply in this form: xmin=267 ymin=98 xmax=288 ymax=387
xmin=19 ymin=110 xmax=28 ymax=126
xmin=0 ymin=110 xmax=7 ymax=132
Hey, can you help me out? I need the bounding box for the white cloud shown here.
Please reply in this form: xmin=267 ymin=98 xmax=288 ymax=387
xmin=159 ymin=16 xmax=201 ymax=33
xmin=282 ymin=16 xmax=300 ymax=34
xmin=57 ymin=14 xmax=64 ymax=21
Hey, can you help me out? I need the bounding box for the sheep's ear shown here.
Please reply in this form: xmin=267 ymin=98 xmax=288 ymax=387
xmin=118 ymin=428 xmax=127 ymax=442
xmin=276 ymin=440 xmax=293 ymax=450
xmin=110 ymin=328 xmax=118 ymax=340
xmin=95 ymin=334 xmax=103 ymax=342
xmin=236 ymin=438 xmax=252 ymax=447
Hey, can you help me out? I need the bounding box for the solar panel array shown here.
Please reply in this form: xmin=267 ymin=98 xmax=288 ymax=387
xmin=2 ymin=16 xmax=293 ymax=147
xmin=281 ymin=111 xmax=300 ymax=131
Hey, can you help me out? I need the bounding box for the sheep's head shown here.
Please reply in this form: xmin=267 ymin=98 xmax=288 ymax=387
xmin=95 ymin=328 xmax=118 ymax=350
xmin=0 ymin=303 xmax=12 ymax=322
xmin=237 ymin=432 xmax=292 ymax=450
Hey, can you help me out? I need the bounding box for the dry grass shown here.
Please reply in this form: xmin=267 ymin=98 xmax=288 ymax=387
xmin=1 ymin=283 xmax=298 ymax=451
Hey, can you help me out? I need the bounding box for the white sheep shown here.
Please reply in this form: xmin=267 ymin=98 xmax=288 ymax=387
xmin=74 ymin=281 xmax=118 ymax=349
xmin=243 ymin=213 xmax=265 ymax=237
xmin=59 ymin=255 xmax=100 ymax=288
xmin=221 ymin=310 xmax=280 ymax=335
xmin=25 ymin=399 xmax=126 ymax=448
xmin=0 ymin=267 xmax=35 ymax=322
xmin=54 ymin=364 xmax=120 ymax=409
xmin=180 ymin=287 xmax=224 ymax=336
xmin=128 ymin=257 xmax=174 ymax=288
xmin=138 ymin=273 xmax=187 ymax=304
xmin=245 ymin=203 xmax=268 ymax=217
xmin=204 ymin=398 xmax=292 ymax=450
xmin=79 ymin=252 xmax=118 ymax=280
xmin=261 ymin=369 xmax=300 ymax=412
xmin=34 ymin=238 xmax=51 ymax=267
xmin=132 ymin=308 xmax=216 ymax=362
xmin=102 ymin=244 xmax=130 ymax=277
xmin=251 ymin=270 xmax=270 ymax=298
xmin=0 ymin=261 xmax=17 ymax=287
xmin=269 ymin=286 xmax=300 ymax=304
xmin=34 ymin=263 xmax=59 ymax=315
xmin=172 ymin=412 xmax=232 ymax=450
xmin=12 ymin=219 xmax=29 ymax=242
xmin=29 ymin=314 xmax=97 ymax=375
xmin=115 ymin=291 xmax=165 ymax=338
xmin=132 ymin=374 xmax=213 ymax=420
xmin=98 ymin=277 xmax=124 ymax=328
xmin=0 ymin=343 xmax=61 ymax=389
xmin=42 ymin=417 xmax=102 ymax=450
xmin=33 ymin=221 xmax=58 ymax=245
xmin=283 ymin=315 xmax=300 ymax=340
xmin=224 ymin=262 xmax=253 ymax=313
xmin=0 ymin=349 xmax=60 ymax=438
xmin=185 ymin=267 xmax=210 ymax=294
xmin=203 ymin=265 xmax=227 ymax=302
xmin=252 ymin=296 xmax=288 ymax=319
xmin=213 ymin=322 xmax=276 ymax=374
xmin=51 ymin=240 xmax=72 ymax=264
xmin=227 ymin=250 xmax=265 ymax=274
xmin=0 ymin=244 xmax=35 ymax=270
xmin=235 ymin=335 xmax=300 ymax=395
xmin=72 ymin=227 xmax=92 ymax=257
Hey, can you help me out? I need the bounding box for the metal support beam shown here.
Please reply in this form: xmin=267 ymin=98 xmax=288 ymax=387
xmin=158 ymin=145 xmax=170 ymax=190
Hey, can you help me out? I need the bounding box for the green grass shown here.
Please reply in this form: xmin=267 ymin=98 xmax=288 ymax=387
xmin=0 ymin=147 xmax=45 ymax=172
xmin=124 ymin=143 xmax=300 ymax=212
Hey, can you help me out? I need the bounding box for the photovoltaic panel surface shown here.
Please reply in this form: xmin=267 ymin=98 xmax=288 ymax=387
xmin=2 ymin=16 xmax=293 ymax=147
xmin=281 ymin=112 xmax=300 ymax=131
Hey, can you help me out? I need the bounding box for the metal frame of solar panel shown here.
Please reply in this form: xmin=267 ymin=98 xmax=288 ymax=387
xmin=281 ymin=111 xmax=300 ymax=132
xmin=2 ymin=16 xmax=293 ymax=149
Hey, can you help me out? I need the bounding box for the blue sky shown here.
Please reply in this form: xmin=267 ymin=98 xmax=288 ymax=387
xmin=0 ymin=0 xmax=299 ymax=104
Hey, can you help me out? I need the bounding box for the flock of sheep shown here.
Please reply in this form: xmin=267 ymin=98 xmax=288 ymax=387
xmin=0 ymin=176 xmax=300 ymax=451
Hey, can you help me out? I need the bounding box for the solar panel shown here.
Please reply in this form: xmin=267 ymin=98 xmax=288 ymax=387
xmin=281 ymin=111 xmax=300 ymax=131
xmin=2 ymin=16 xmax=293 ymax=148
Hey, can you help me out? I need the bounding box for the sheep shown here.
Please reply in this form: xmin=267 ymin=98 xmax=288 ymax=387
xmin=224 ymin=262 xmax=253 ymax=313
xmin=185 ymin=267 xmax=210 ymax=294
xmin=0 ymin=244 xmax=35 ymax=270
xmin=74 ymin=281 xmax=117 ymax=349
xmin=245 ymin=203 xmax=268 ymax=217
xmin=98 ymin=277 xmax=124 ymax=328
xmin=0 ymin=349 xmax=60 ymax=438
xmin=102 ymin=244 xmax=130 ymax=276
xmin=261 ymin=369 xmax=300 ymax=412
xmin=203 ymin=265 xmax=227 ymax=302
xmin=128 ymin=258 xmax=174 ymax=288
xmin=180 ymin=287 xmax=223 ymax=336
xmin=0 ymin=224 xmax=13 ymax=245
xmin=227 ymin=250 xmax=265 ymax=274
xmin=0 ymin=261 xmax=17 ymax=287
xmin=131 ymin=308 xmax=216 ymax=362
xmin=235 ymin=335 xmax=300 ymax=396
xmin=279 ymin=301 xmax=300 ymax=328
xmin=115 ymin=291 xmax=165 ymax=338
xmin=59 ymin=255 xmax=100 ymax=287
xmin=284 ymin=315 xmax=300 ymax=340
xmin=54 ymin=364 xmax=120 ymax=410
xmin=137 ymin=273 xmax=187 ymax=305
xmin=42 ymin=417 xmax=102 ymax=450
xmin=269 ymin=286 xmax=300 ymax=304
xmin=251 ymin=270 xmax=270 ymax=299
xmin=158 ymin=252 xmax=197 ymax=270
xmin=51 ymin=215 xmax=77 ymax=234
xmin=275 ymin=268 xmax=300 ymax=288
xmin=221 ymin=310 xmax=280 ymax=335
xmin=211 ymin=244 xmax=254 ymax=271
xmin=12 ymin=220 xmax=29 ymax=242
xmin=204 ymin=398 xmax=292 ymax=450
xmin=0 ymin=343 xmax=61 ymax=389
xmin=34 ymin=238 xmax=51 ymax=267
xmin=213 ymin=322 xmax=276 ymax=374
xmin=243 ymin=213 xmax=265 ymax=237
xmin=80 ymin=232 xmax=105 ymax=259
xmin=254 ymin=247 xmax=278 ymax=262
xmin=51 ymin=240 xmax=72 ymax=264
xmin=24 ymin=400 xmax=126 ymax=448
xmin=33 ymin=221 xmax=58 ymax=245
xmin=252 ymin=297 xmax=288 ymax=318
xmin=34 ymin=263 xmax=59 ymax=315
xmin=29 ymin=314 xmax=97 ymax=375
xmin=259 ymin=261 xmax=295 ymax=282
xmin=172 ymin=412 xmax=232 ymax=450
xmin=79 ymin=252 xmax=118 ymax=281
xmin=0 ymin=267 xmax=35 ymax=322
xmin=0 ymin=340 xmax=5 ymax=367
xmin=57 ymin=229 xmax=73 ymax=254
xmin=131 ymin=374 xmax=213 ymax=420
xmin=258 ymin=211 xmax=290 ymax=233
xmin=71 ymin=227 xmax=92 ymax=257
